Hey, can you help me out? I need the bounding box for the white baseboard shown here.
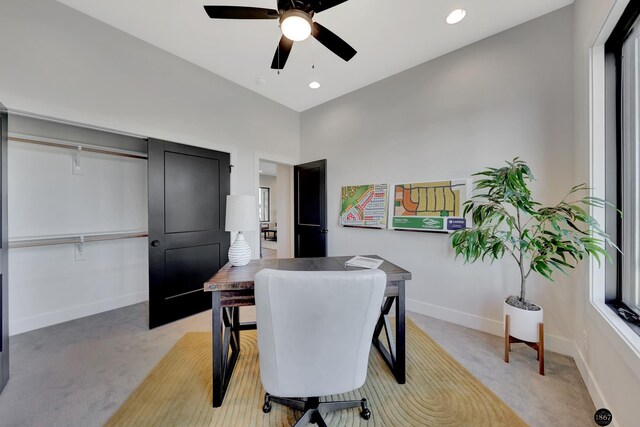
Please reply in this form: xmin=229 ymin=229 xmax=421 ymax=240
xmin=9 ymin=291 xmax=148 ymax=336
xmin=406 ymin=298 xmax=575 ymax=356
xmin=573 ymin=343 xmax=617 ymax=426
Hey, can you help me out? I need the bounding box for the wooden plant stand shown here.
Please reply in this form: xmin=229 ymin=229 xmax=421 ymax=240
xmin=504 ymin=314 xmax=544 ymax=375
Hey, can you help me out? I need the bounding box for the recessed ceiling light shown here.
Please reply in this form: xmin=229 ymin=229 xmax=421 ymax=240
xmin=259 ymin=170 xmax=263 ymax=173
xmin=309 ymin=81 xmax=321 ymax=89
xmin=255 ymin=77 xmax=267 ymax=85
xmin=446 ymin=9 xmax=466 ymax=25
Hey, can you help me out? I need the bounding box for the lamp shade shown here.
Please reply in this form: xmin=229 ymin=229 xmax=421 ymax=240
xmin=225 ymin=195 xmax=258 ymax=232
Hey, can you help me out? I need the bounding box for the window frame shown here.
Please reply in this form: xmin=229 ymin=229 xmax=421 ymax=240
xmin=605 ymin=0 xmax=640 ymax=334
xmin=259 ymin=186 xmax=271 ymax=223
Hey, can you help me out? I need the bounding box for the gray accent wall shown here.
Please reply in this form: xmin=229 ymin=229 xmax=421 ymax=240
xmin=301 ymin=6 xmax=576 ymax=352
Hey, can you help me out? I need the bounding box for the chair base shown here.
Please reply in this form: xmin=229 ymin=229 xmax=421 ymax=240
xmin=262 ymin=393 xmax=371 ymax=426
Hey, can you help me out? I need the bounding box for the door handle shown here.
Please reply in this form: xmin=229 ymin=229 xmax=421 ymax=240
xmin=320 ymin=229 xmax=328 ymax=235
xmin=151 ymin=240 xmax=160 ymax=247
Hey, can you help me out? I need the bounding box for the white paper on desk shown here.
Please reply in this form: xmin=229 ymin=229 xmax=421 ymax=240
xmin=345 ymin=256 xmax=383 ymax=269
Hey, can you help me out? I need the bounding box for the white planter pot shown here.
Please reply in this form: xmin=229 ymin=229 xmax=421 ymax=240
xmin=503 ymin=300 xmax=543 ymax=343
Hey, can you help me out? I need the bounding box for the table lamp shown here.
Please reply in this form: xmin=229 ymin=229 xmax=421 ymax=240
xmin=225 ymin=195 xmax=258 ymax=266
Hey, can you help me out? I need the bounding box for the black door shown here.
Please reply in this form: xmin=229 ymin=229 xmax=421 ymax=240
xmin=148 ymin=139 xmax=230 ymax=328
xmin=294 ymin=159 xmax=327 ymax=257
xmin=0 ymin=103 xmax=8 ymax=393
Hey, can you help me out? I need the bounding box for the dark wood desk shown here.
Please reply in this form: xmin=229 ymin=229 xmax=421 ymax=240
xmin=262 ymin=228 xmax=277 ymax=241
xmin=204 ymin=255 xmax=412 ymax=407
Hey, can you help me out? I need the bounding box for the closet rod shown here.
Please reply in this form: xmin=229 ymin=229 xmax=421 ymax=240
xmin=9 ymin=231 xmax=149 ymax=249
xmin=8 ymin=134 xmax=148 ymax=160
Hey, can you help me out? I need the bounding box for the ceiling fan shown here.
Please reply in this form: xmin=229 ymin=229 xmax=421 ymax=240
xmin=204 ymin=1 xmax=357 ymax=70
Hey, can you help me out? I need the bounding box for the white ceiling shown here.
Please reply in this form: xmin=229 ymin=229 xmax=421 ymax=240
xmin=56 ymin=0 xmax=573 ymax=112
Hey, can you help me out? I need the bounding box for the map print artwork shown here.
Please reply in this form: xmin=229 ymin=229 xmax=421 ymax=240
xmin=392 ymin=180 xmax=470 ymax=232
xmin=340 ymin=184 xmax=389 ymax=228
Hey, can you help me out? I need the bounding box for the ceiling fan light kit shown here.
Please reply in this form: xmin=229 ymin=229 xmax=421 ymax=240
xmin=280 ymin=10 xmax=313 ymax=41
xmin=204 ymin=1 xmax=357 ymax=70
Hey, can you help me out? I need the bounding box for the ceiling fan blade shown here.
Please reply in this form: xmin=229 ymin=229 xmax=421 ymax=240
xmin=311 ymin=22 xmax=356 ymax=62
xmin=271 ymin=36 xmax=294 ymax=69
xmin=203 ymin=6 xmax=279 ymax=19
xmin=312 ymin=0 xmax=349 ymax=13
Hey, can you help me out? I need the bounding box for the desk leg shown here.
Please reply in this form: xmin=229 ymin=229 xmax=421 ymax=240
xmin=372 ymin=280 xmax=406 ymax=384
xmin=212 ymin=298 xmax=241 ymax=407
xmin=395 ymin=280 xmax=406 ymax=384
xmin=212 ymin=291 xmax=224 ymax=407
xmin=233 ymin=307 xmax=240 ymax=351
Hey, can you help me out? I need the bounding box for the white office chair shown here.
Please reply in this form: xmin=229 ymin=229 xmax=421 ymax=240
xmin=255 ymin=268 xmax=386 ymax=426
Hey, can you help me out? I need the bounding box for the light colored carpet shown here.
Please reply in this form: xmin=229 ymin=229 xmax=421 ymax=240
xmin=261 ymin=248 xmax=277 ymax=259
xmin=0 ymin=303 xmax=594 ymax=426
xmin=261 ymin=239 xmax=277 ymax=250
xmin=106 ymin=320 xmax=527 ymax=427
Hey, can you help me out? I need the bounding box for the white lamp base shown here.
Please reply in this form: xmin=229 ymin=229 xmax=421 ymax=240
xmin=228 ymin=231 xmax=252 ymax=266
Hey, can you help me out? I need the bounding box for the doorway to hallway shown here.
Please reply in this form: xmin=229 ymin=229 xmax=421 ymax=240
xmin=258 ymin=159 xmax=292 ymax=259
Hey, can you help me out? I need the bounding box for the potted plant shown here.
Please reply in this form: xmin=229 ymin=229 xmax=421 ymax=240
xmin=451 ymin=158 xmax=617 ymax=344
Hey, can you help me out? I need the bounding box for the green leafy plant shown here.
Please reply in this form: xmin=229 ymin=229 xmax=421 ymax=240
xmin=451 ymin=158 xmax=618 ymax=306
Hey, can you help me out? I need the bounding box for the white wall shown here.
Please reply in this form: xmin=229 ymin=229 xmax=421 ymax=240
xmin=276 ymin=164 xmax=294 ymax=258
xmin=3 ymin=2 xmax=639 ymax=422
xmin=8 ymin=142 xmax=147 ymax=238
xmin=0 ymin=0 xmax=299 ymax=332
xmin=0 ymin=0 xmax=299 ymax=250
xmin=573 ymin=1 xmax=640 ymax=426
xmin=7 ymin=141 xmax=148 ymax=335
xmin=300 ymin=7 xmax=576 ymax=354
xmin=10 ymin=239 xmax=148 ymax=335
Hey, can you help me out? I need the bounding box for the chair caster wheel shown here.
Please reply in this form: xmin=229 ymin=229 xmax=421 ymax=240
xmin=360 ymin=408 xmax=371 ymax=420
xmin=262 ymin=403 xmax=272 ymax=413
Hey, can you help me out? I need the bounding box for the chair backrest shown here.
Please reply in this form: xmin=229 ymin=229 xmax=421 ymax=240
xmin=255 ymin=268 xmax=386 ymax=398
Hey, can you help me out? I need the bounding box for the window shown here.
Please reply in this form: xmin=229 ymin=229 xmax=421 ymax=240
xmin=605 ymin=1 xmax=640 ymax=334
xmin=259 ymin=187 xmax=270 ymax=223
xmin=621 ymin=17 xmax=640 ymax=317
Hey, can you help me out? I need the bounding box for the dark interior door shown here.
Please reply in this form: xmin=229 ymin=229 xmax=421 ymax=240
xmin=0 ymin=103 xmax=8 ymax=393
xmin=148 ymin=139 xmax=230 ymax=328
xmin=294 ymin=159 xmax=327 ymax=257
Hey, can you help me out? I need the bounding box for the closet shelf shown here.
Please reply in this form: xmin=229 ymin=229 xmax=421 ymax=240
xmin=8 ymin=133 xmax=148 ymax=159
xmin=9 ymin=230 xmax=148 ymax=249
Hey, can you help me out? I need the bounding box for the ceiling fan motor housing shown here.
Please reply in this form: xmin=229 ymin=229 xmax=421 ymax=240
xmin=278 ymin=1 xmax=315 ymax=13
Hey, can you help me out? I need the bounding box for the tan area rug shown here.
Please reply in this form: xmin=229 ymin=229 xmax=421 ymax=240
xmin=106 ymin=320 xmax=527 ymax=426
